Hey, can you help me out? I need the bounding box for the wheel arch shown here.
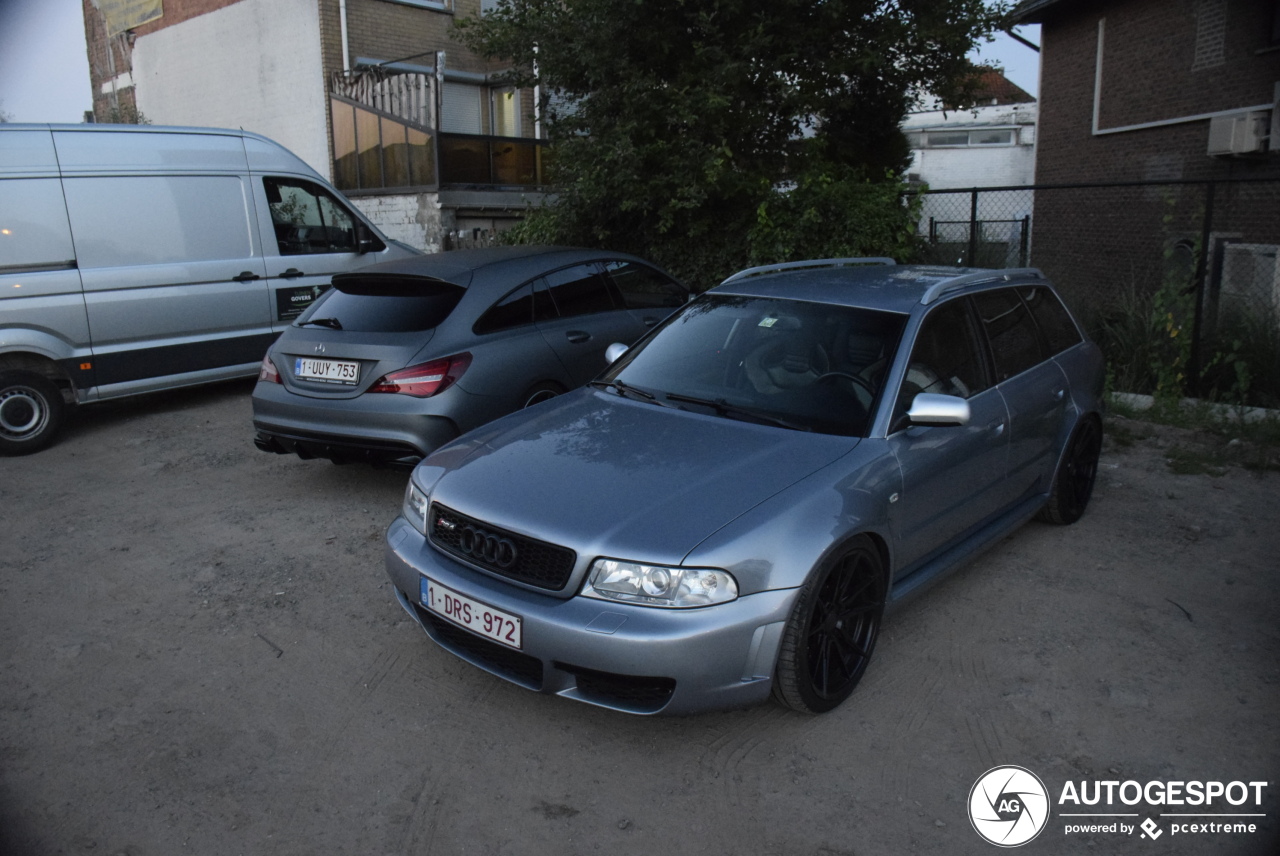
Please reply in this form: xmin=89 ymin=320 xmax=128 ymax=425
xmin=681 ymin=447 xmax=901 ymax=597
xmin=0 ymin=350 xmax=77 ymax=403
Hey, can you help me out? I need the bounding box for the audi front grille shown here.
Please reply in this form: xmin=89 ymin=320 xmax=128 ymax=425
xmin=428 ymin=503 xmax=576 ymax=591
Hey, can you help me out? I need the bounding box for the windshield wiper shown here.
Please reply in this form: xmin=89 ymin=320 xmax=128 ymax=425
xmin=664 ymin=392 xmax=810 ymax=431
xmin=590 ymin=378 xmax=656 ymax=402
xmin=296 ymin=317 xmax=343 ymax=330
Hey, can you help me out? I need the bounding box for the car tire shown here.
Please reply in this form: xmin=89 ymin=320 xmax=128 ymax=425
xmin=0 ymin=370 xmax=66 ymax=456
xmin=522 ymin=381 xmax=564 ymax=409
xmin=1037 ymin=416 xmax=1102 ymax=526
xmin=773 ymin=536 xmax=887 ymax=714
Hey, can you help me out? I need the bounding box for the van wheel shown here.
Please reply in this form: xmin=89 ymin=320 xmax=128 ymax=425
xmin=0 ymin=371 xmax=66 ymax=456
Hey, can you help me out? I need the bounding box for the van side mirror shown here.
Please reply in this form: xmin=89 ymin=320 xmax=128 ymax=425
xmin=906 ymin=393 xmax=970 ymax=427
xmin=355 ymin=223 xmax=377 ymax=255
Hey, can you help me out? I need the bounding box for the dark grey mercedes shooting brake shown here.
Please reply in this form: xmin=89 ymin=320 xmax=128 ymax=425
xmin=252 ymin=246 xmax=687 ymax=465
xmin=384 ymin=259 xmax=1105 ymax=715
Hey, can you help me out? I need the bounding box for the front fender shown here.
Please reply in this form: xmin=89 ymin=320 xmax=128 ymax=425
xmin=681 ymin=440 xmax=901 ymax=595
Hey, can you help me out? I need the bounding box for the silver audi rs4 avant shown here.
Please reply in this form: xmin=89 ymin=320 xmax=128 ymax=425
xmin=384 ymin=259 xmax=1106 ymax=714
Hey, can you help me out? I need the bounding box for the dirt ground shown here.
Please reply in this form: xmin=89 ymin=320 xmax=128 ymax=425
xmin=1 ymin=379 xmax=1277 ymax=856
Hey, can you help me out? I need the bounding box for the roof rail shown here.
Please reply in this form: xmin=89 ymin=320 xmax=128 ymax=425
xmin=720 ymin=257 xmax=896 ymax=286
xmin=920 ymin=267 xmax=1046 ymax=305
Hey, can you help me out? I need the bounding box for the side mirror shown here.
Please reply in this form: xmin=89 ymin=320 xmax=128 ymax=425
xmin=605 ymin=342 xmax=629 ymax=364
xmin=355 ymin=222 xmax=376 ymax=255
xmin=906 ymin=393 xmax=970 ymax=427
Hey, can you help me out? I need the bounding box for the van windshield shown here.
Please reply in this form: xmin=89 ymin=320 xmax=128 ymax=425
xmin=296 ymin=276 xmax=463 ymax=333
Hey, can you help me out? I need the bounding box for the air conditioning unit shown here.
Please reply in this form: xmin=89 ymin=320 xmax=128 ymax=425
xmin=1207 ymin=111 xmax=1270 ymax=156
xmin=1219 ymin=243 xmax=1280 ymax=322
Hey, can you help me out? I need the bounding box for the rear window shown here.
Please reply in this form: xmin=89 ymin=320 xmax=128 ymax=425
xmin=297 ymin=276 xmax=463 ymax=333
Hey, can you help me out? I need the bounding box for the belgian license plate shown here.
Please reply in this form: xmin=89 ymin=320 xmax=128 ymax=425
xmin=422 ymin=577 xmax=523 ymax=650
xmin=294 ymin=357 xmax=359 ymax=384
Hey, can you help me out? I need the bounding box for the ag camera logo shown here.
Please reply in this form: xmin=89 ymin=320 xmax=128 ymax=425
xmin=969 ymin=766 xmax=1051 ymax=847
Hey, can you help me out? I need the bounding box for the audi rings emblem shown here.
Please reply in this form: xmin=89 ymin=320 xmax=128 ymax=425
xmin=458 ymin=525 xmax=518 ymax=569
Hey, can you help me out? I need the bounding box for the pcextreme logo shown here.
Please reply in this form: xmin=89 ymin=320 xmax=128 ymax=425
xmin=968 ymin=766 xmax=1271 ymax=848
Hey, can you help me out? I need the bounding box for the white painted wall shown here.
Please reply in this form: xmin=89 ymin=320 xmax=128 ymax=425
xmin=131 ymin=0 xmax=330 ymax=178
xmin=903 ymin=103 xmax=1038 ymax=190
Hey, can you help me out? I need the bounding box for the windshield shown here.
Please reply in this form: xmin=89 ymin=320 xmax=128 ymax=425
xmin=606 ymin=294 xmax=905 ymax=437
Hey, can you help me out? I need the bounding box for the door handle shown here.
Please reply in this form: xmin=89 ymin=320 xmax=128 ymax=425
xmin=566 ymin=330 xmax=591 ymax=344
xmin=281 ymin=268 xmax=305 ymax=279
xmin=988 ymin=421 xmax=1005 ymax=436
xmin=1054 ymin=388 xmax=1066 ymax=400
xmin=233 ymin=271 xmax=261 ymax=282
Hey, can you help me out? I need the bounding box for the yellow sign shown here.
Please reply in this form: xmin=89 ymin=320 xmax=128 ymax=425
xmin=97 ymin=0 xmax=164 ymax=37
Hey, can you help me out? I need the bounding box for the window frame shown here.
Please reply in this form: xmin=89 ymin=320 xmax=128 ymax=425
xmin=892 ymin=296 xmax=994 ymax=432
xmin=264 ymin=176 xmax=383 ymax=257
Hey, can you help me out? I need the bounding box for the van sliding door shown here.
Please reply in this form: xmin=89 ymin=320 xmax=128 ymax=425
xmin=64 ymin=174 xmax=271 ymax=397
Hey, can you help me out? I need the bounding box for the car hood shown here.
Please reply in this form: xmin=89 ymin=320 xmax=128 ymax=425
xmin=423 ymin=389 xmax=859 ymax=568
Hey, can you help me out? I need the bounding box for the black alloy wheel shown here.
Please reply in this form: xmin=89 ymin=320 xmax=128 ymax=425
xmin=1038 ymin=417 xmax=1102 ymax=525
xmin=773 ymin=536 xmax=887 ymax=714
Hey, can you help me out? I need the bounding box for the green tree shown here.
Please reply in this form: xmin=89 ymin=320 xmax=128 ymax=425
xmin=459 ymin=0 xmax=1007 ymax=285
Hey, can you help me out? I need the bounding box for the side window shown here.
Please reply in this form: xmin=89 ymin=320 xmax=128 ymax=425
xmin=1019 ymin=286 xmax=1082 ymax=356
xmin=895 ymin=298 xmax=990 ymax=420
xmin=603 ymin=260 xmax=687 ymax=309
xmin=63 ymin=175 xmax=252 ymax=268
xmin=973 ymin=288 xmax=1043 ymax=382
xmin=264 ymin=178 xmax=378 ymax=256
xmin=540 ymin=263 xmax=617 ymax=318
xmin=473 ymin=282 xmax=556 ymax=335
xmin=0 ymin=179 xmax=76 ymax=271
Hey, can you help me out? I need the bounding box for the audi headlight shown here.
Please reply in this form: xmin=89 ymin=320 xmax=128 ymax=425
xmin=403 ymin=480 xmax=430 ymax=535
xmin=582 ymin=559 xmax=738 ymax=608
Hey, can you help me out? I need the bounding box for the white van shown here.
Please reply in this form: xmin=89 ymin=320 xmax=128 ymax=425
xmin=0 ymin=124 xmax=417 ymax=454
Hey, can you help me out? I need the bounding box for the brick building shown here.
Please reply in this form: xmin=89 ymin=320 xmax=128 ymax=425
xmin=82 ymin=0 xmax=546 ymax=251
xmin=1010 ymin=0 xmax=1280 ymax=312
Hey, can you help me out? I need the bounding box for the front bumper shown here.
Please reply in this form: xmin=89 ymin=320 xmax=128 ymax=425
xmin=384 ymin=516 xmax=796 ymax=715
xmin=251 ymin=380 xmax=460 ymax=465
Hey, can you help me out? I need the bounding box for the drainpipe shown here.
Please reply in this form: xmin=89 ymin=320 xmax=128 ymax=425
xmin=339 ymin=0 xmax=350 ymax=73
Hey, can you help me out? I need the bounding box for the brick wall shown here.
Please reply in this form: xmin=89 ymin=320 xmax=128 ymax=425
xmin=1024 ymin=0 xmax=1280 ymax=312
xmin=350 ymin=192 xmax=449 ymax=253
xmin=1035 ymin=0 xmax=1280 ymax=185
xmin=344 ymin=0 xmax=491 ymax=77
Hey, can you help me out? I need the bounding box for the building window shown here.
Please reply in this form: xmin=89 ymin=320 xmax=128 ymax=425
xmin=442 ymin=82 xmax=485 ymax=134
xmin=908 ymin=129 xmax=1018 ymax=149
xmin=331 ymin=97 xmax=436 ymax=192
xmin=383 ymin=0 xmax=454 ymax=11
xmin=491 ymin=87 xmax=520 ymax=137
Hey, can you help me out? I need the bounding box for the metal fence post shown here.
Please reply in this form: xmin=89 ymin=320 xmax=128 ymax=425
xmin=1188 ymin=181 xmax=1216 ymax=395
xmin=967 ymin=189 xmax=979 ymax=266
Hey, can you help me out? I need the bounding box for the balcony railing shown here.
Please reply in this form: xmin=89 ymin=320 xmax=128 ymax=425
xmin=439 ymin=133 xmax=553 ymax=189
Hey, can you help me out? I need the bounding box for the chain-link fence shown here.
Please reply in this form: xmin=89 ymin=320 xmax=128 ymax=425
xmin=907 ymin=179 xmax=1280 ymax=407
